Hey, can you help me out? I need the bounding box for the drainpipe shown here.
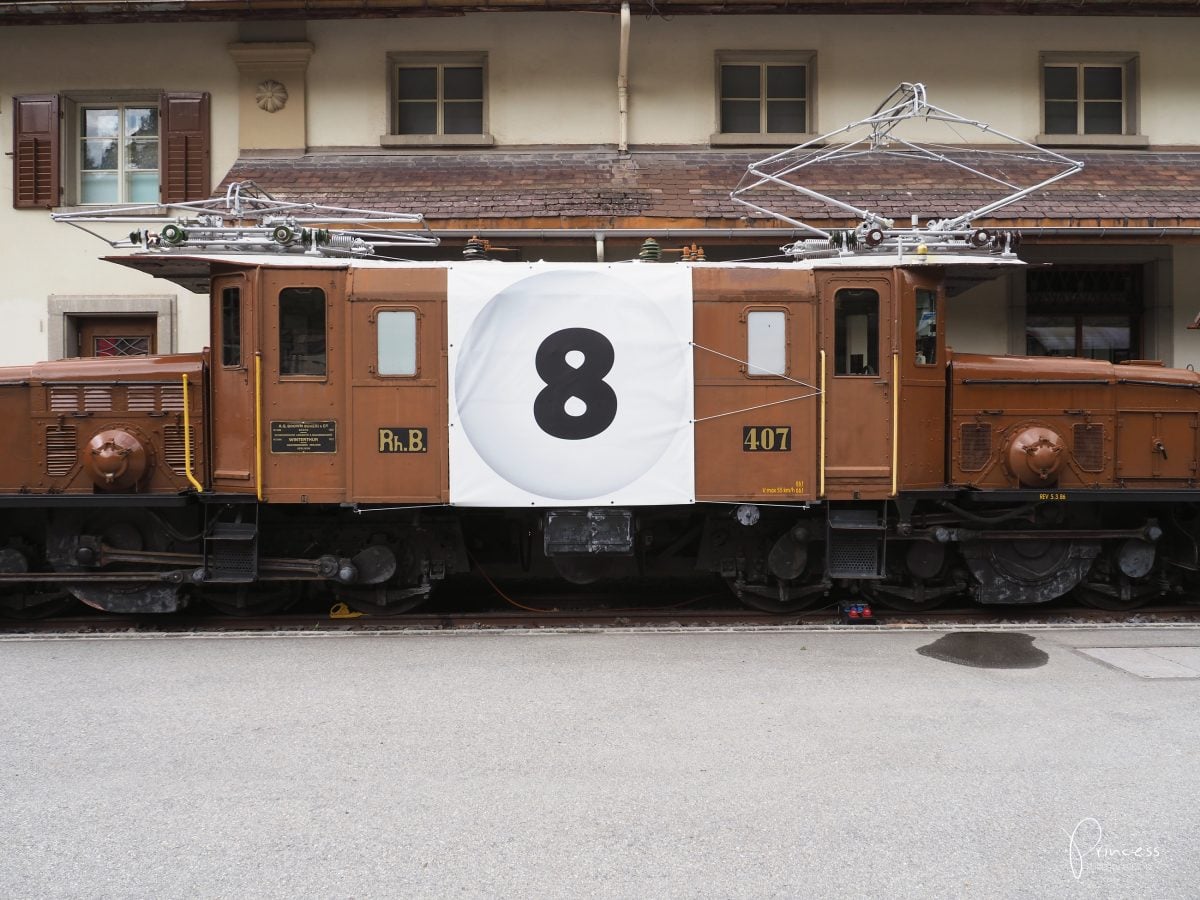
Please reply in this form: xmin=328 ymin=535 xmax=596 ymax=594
xmin=618 ymin=1 xmax=630 ymax=153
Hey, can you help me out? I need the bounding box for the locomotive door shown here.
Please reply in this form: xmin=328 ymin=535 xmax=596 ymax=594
xmin=819 ymin=275 xmax=894 ymax=499
xmin=692 ymin=267 xmax=818 ymax=501
xmin=210 ymin=272 xmax=257 ymax=493
xmin=257 ymin=268 xmax=348 ymax=504
xmin=346 ymin=268 xmax=447 ymax=503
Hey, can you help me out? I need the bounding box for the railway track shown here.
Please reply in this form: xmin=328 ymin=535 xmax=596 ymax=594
xmin=4 ymin=598 xmax=1199 ymax=635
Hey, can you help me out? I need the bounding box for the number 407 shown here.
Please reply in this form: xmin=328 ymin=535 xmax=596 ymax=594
xmin=743 ymin=426 xmax=791 ymax=452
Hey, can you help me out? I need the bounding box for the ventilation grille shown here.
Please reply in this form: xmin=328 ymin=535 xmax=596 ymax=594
xmin=827 ymin=534 xmax=883 ymax=578
xmin=83 ymin=386 xmax=112 ymax=411
xmin=45 ymin=427 xmax=77 ymax=476
xmin=162 ymin=425 xmax=192 ymax=474
xmin=47 ymin=381 xmax=184 ymax=414
xmin=959 ymin=423 xmax=993 ymax=472
xmin=1073 ymin=423 xmax=1105 ymax=472
xmin=160 ymin=383 xmax=184 ymax=411
xmin=127 ymin=385 xmax=158 ymax=412
xmin=48 ymin=386 xmax=78 ymax=412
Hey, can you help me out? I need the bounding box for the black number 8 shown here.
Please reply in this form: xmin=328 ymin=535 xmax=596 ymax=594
xmin=533 ymin=328 xmax=618 ymax=440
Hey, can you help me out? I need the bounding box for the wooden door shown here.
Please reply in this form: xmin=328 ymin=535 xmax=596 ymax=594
xmin=77 ymin=316 xmax=156 ymax=357
xmin=259 ymin=268 xmax=348 ymax=504
xmin=209 ymin=272 xmax=257 ymax=493
xmin=819 ymin=274 xmax=894 ymax=499
xmin=346 ymin=268 xmax=448 ymax=504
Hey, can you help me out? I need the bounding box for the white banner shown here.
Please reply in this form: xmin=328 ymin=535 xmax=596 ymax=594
xmin=448 ymin=264 xmax=694 ymax=507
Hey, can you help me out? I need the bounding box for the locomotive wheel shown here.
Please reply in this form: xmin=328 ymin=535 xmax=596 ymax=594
xmin=198 ymin=585 xmax=297 ymax=617
xmin=0 ymin=590 xmax=77 ymax=620
xmin=861 ymin=583 xmax=950 ymax=613
xmin=335 ymin=585 xmax=430 ymax=616
xmin=725 ymin=577 xmax=829 ymax=614
xmin=47 ymin=510 xmax=187 ymax=614
xmin=1074 ymin=584 xmax=1153 ymax=612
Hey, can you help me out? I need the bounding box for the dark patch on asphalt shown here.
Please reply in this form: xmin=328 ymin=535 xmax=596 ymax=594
xmin=917 ymin=632 xmax=1049 ymax=669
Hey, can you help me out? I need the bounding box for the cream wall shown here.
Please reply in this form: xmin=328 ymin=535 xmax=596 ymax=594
xmin=1171 ymin=246 xmax=1200 ymax=369
xmin=306 ymin=13 xmax=1200 ymax=148
xmin=0 ymin=23 xmax=237 ymax=366
xmin=945 ymin=278 xmax=1013 ymax=358
xmin=1 ymin=14 xmax=1198 ymax=367
xmin=307 ymin=16 xmax=618 ymax=147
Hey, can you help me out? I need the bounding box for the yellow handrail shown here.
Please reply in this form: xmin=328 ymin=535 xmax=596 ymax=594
xmin=254 ymin=351 xmax=264 ymax=502
xmin=180 ymin=373 xmax=204 ymax=493
xmin=891 ymin=351 xmax=900 ymax=497
xmin=818 ymin=349 xmax=826 ymax=499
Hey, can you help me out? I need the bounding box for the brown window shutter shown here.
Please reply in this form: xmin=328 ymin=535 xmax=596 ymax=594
xmin=160 ymin=91 xmax=211 ymax=203
xmin=12 ymin=94 xmax=60 ymax=209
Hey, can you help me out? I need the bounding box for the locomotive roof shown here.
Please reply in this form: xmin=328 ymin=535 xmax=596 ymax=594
xmin=107 ymin=252 xmax=1023 ymax=296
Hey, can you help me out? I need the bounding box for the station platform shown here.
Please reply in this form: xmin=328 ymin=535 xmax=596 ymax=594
xmin=1 ymin=624 xmax=1196 ymax=898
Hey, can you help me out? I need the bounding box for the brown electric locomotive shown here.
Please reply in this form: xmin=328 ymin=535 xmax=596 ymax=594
xmin=1 ymin=243 xmax=1196 ymax=617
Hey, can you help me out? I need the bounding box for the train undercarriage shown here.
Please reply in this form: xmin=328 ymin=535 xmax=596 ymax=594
xmin=0 ymin=496 xmax=1197 ymax=618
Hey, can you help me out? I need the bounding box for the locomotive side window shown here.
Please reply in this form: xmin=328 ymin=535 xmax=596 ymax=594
xmin=377 ymin=310 xmax=418 ymax=376
xmin=279 ymin=287 xmax=327 ymax=377
xmin=221 ymin=287 xmax=241 ymax=368
xmin=746 ymin=310 xmax=787 ymax=376
xmin=915 ymin=288 xmax=937 ymax=366
xmin=834 ymin=288 xmax=879 ymax=376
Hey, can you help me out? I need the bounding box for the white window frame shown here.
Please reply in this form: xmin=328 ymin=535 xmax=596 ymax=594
xmin=381 ymin=52 xmax=493 ymax=148
xmin=1037 ymin=52 xmax=1146 ymax=148
xmin=61 ymin=90 xmax=162 ymax=207
xmin=711 ymin=51 xmax=816 ymax=147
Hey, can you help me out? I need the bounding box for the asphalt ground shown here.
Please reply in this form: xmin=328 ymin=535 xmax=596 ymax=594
xmin=1 ymin=626 xmax=1197 ymax=899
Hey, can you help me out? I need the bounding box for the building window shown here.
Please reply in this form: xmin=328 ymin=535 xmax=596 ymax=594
xmin=1038 ymin=54 xmax=1142 ymax=145
xmin=13 ymin=92 xmax=210 ymax=210
xmin=713 ymin=53 xmax=813 ymax=144
xmin=384 ymin=54 xmax=490 ymax=146
xmin=46 ymin=295 xmax=176 ymax=362
xmin=1025 ymin=266 xmax=1142 ymax=363
xmin=78 ymin=104 xmax=159 ymax=205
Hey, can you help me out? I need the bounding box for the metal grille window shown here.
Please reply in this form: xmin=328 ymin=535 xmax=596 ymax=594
xmin=395 ymin=63 xmax=484 ymax=136
xmin=719 ymin=60 xmax=809 ymax=135
xmin=79 ymin=104 xmax=159 ymax=204
xmin=1025 ymin=266 xmax=1142 ymax=363
xmin=94 ymin=336 xmax=150 ymax=357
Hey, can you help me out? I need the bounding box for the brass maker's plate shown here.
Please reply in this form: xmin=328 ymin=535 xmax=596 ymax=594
xmin=271 ymin=420 xmax=337 ymax=454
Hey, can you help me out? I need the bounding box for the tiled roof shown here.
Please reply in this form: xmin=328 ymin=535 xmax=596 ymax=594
xmin=7 ymin=1 xmax=1200 ymax=25
xmin=220 ymin=149 xmax=1200 ymax=232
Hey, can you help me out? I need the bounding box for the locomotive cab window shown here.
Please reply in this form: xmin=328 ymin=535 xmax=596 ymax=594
xmin=221 ymin=287 xmax=241 ymax=368
xmin=746 ymin=309 xmax=787 ymax=377
xmin=834 ymin=289 xmax=879 ymax=376
xmin=279 ymin=287 xmax=327 ymax=377
xmin=915 ymin=288 xmax=937 ymax=366
xmin=377 ymin=309 xmax=418 ymax=376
